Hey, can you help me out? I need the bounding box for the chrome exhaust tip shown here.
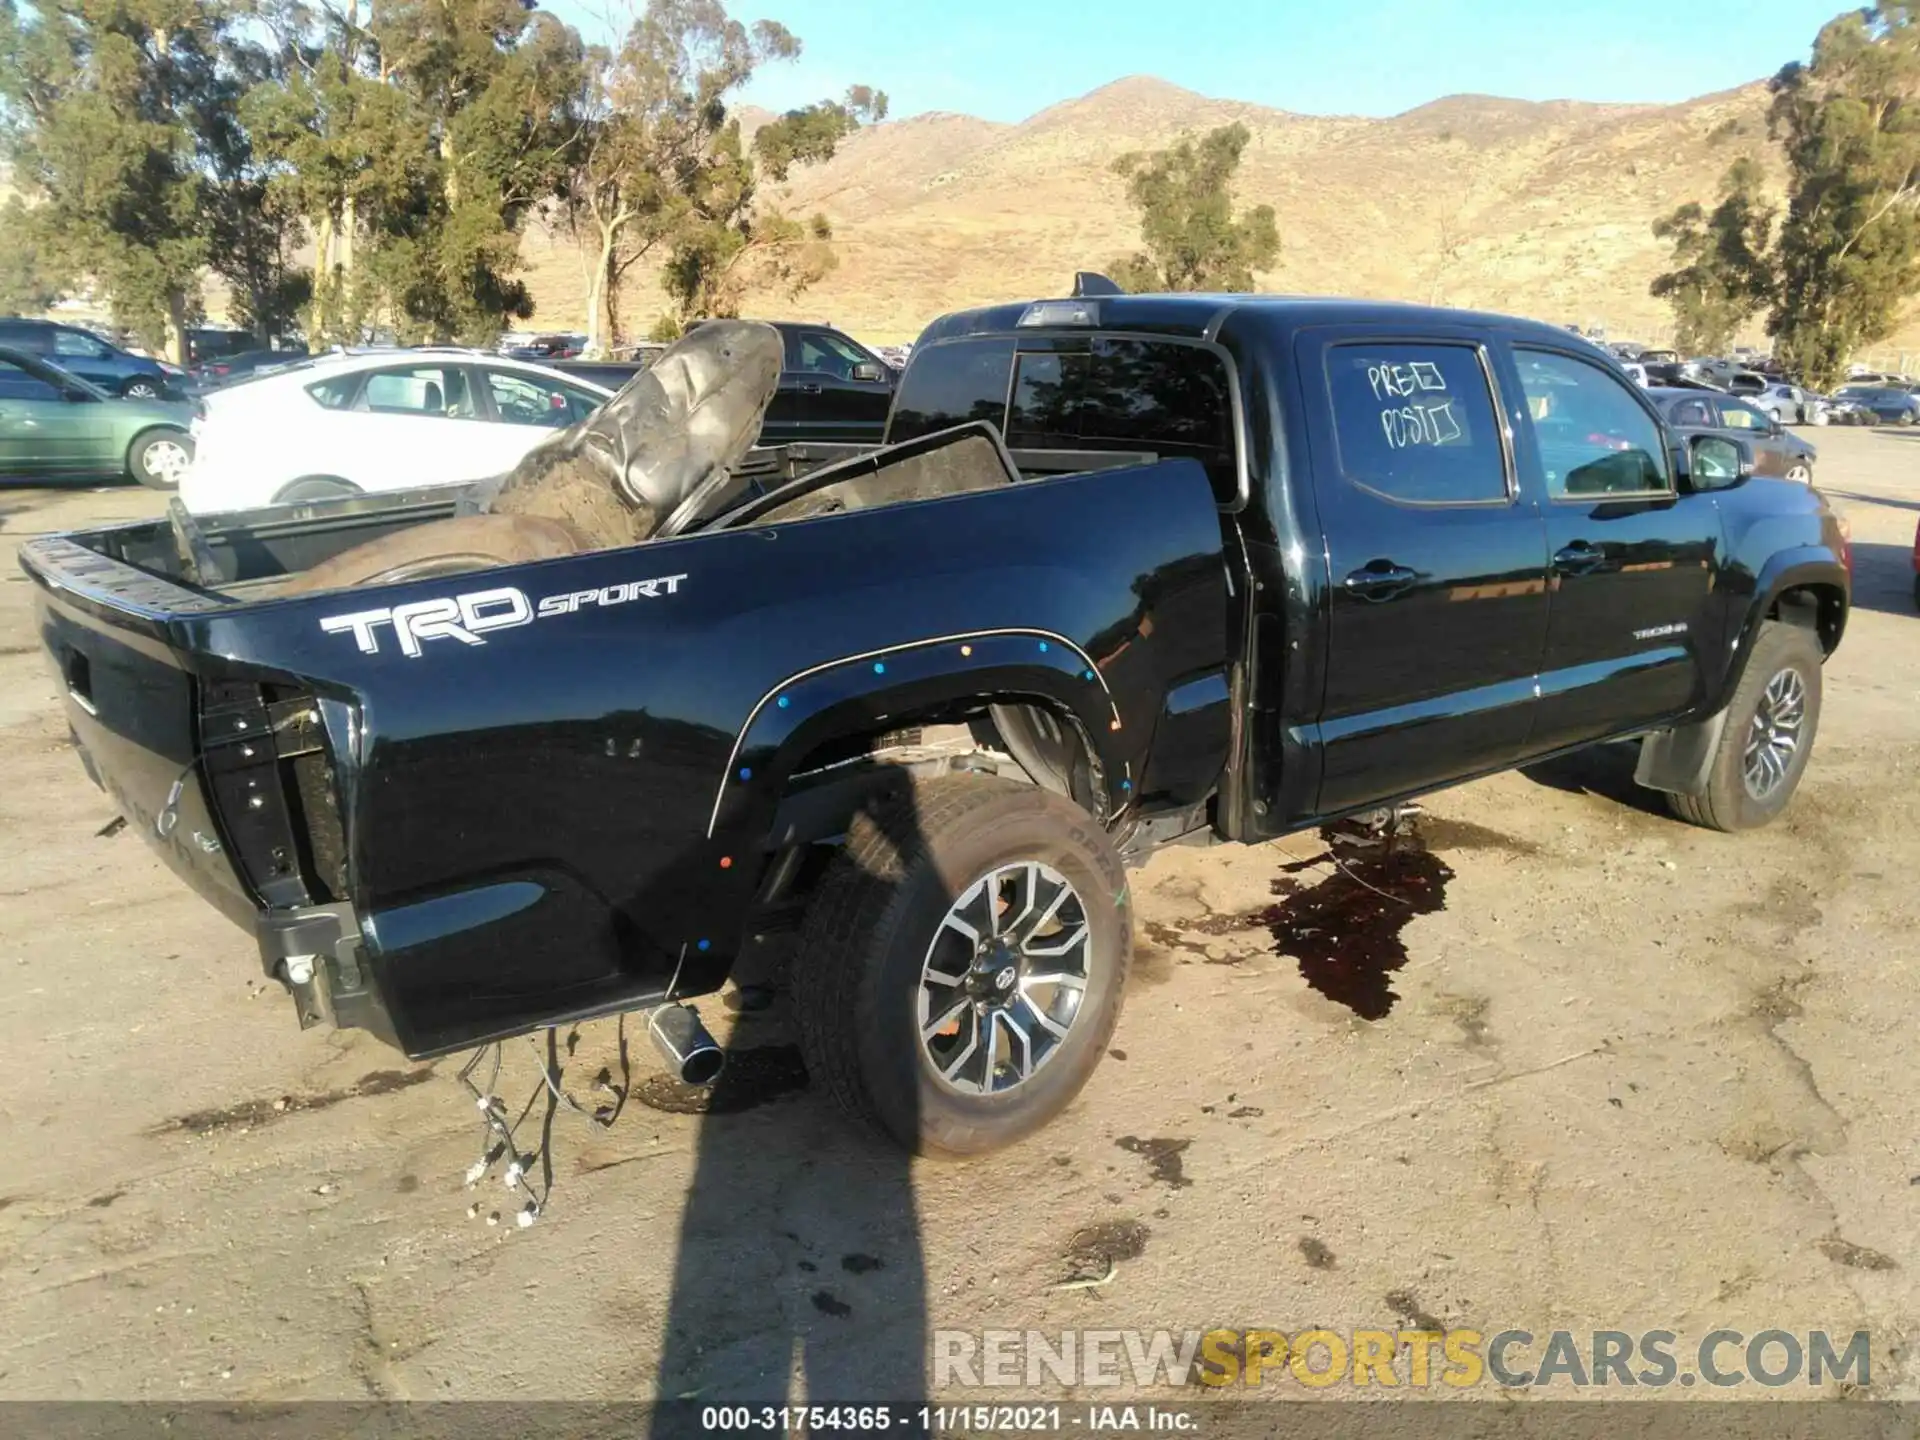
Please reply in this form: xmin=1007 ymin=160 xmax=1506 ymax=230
xmin=647 ymin=1003 xmax=725 ymax=1086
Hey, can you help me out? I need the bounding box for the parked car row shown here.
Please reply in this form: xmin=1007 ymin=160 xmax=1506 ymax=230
xmin=11 ymin=300 xmax=1876 ymax=507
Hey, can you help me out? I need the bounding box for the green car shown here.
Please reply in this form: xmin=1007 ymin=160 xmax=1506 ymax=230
xmin=0 ymin=345 xmax=196 ymax=488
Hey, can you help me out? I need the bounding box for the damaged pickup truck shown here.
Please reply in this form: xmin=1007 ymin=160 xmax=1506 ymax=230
xmin=22 ymin=293 xmax=1850 ymax=1155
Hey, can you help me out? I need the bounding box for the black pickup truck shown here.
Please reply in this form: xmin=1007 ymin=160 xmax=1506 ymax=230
xmin=21 ymin=294 xmax=1850 ymax=1156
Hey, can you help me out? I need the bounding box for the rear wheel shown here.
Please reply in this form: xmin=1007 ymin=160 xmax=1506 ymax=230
xmin=127 ymin=429 xmax=194 ymax=489
xmin=122 ymin=378 xmax=161 ymax=400
xmin=280 ymin=513 xmax=588 ymax=594
xmin=792 ymin=775 xmax=1131 ymax=1156
xmin=1667 ymin=620 xmax=1822 ymax=832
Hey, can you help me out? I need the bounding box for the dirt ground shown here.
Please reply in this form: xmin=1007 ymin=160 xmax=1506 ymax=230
xmin=1 ymin=429 xmax=1916 ymax=1407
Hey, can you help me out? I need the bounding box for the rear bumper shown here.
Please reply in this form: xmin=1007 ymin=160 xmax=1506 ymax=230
xmin=257 ymin=902 xmax=399 ymax=1049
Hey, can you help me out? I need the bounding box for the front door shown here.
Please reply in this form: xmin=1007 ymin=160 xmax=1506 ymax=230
xmin=1297 ymin=330 xmax=1551 ymax=814
xmin=782 ymin=328 xmax=894 ymax=442
xmin=1506 ymin=346 xmax=1723 ymax=751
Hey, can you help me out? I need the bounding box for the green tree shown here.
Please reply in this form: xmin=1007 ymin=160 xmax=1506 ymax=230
xmin=1649 ymin=157 xmax=1775 ymax=356
xmin=557 ymin=0 xmax=799 ymax=355
xmin=0 ymin=0 xmax=231 ymax=359
xmin=195 ymin=22 xmax=310 ymax=340
xmin=1765 ymin=2 xmax=1920 ymax=388
xmin=658 ymin=55 xmax=883 ymax=325
xmin=1107 ymin=121 xmax=1278 ymax=292
xmin=0 ymin=197 xmax=65 ymax=312
xmin=246 ymin=0 xmax=430 ymax=343
xmin=366 ymin=0 xmax=585 ymax=343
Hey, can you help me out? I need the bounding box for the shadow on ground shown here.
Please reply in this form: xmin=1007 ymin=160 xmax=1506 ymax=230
xmin=1519 ymin=739 xmax=1670 ymax=817
xmin=1845 ymin=542 xmax=1918 ymax=618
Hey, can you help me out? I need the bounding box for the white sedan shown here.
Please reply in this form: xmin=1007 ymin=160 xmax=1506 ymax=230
xmin=179 ymin=349 xmax=615 ymax=512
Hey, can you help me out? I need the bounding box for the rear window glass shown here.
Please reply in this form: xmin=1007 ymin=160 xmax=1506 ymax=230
xmin=1006 ymin=340 xmax=1231 ymax=456
xmin=887 ymin=338 xmax=1014 ymax=444
xmin=1324 ymin=343 xmax=1507 ymax=505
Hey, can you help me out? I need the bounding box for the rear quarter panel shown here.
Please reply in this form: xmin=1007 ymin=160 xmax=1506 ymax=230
xmin=190 ymin=459 xmax=1231 ymax=1054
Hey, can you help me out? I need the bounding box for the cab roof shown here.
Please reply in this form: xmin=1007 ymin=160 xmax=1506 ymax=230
xmin=914 ymin=291 xmax=1611 ymax=354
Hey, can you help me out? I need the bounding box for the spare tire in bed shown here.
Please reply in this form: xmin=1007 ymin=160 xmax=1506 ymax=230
xmin=280 ymin=514 xmax=589 ymax=595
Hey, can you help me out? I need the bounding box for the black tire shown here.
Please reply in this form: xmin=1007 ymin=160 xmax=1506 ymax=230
xmin=273 ymin=476 xmax=361 ymax=504
xmin=792 ymin=775 xmax=1131 ymax=1157
xmin=122 ymin=378 xmax=162 ymax=400
xmin=280 ymin=513 xmax=588 ymax=594
xmin=1667 ymin=620 xmax=1823 ymax=832
xmin=126 ymin=428 xmax=194 ymax=489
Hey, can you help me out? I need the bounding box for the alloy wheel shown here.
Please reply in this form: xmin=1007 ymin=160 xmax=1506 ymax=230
xmin=918 ymin=861 xmax=1090 ymax=1095
xmin=1742 ymin=666 xmax=1807 ymax=801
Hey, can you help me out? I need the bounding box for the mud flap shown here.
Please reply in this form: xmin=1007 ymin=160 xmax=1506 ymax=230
xmin=1633 ymin=707 xmax=1730 ymax=796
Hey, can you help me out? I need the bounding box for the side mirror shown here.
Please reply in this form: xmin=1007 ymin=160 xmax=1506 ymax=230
xmin=852 ymin=361 xmax=887 ymax=384
xmin=1685 ymin=433 xmax=1752 ymax=491
xmin=62 ymin=385 xmax=94 ymax=403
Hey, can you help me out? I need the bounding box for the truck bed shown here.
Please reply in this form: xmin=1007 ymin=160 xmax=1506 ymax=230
xmin=21 ymin=427 xmax=1227 ymax=1059
xmin=80 ymin=442 xmax=877 ymax=603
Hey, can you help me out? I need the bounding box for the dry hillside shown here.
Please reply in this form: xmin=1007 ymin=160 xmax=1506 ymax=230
xmin=525 ymin=74 xmax=1866 ymax=351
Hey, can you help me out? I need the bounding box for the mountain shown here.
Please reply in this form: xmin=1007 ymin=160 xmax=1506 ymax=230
xmin=525 ymin=75 xmax=1833 ymax=351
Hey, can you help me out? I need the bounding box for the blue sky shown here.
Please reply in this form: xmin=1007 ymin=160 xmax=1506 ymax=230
xmin=544 ymin=0 xmax=1845 ymax=123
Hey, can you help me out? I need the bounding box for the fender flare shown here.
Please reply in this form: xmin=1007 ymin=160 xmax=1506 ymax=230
xmin=1721 ymin=548 xmax=1847 ymax=708
xmin=705 ymin=628 xmax=1139 ymax=850
xmin=1642 ymin=547 xmax=1845 ymax=797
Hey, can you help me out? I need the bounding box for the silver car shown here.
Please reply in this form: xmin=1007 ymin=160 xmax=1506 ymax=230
xmin=1753 ymin=382 xmax=1826 ymax=426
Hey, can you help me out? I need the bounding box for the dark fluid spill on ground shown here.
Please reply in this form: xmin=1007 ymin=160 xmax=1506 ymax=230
xmin=1116 ymin=1135 xmax=1192 ymax=1189
xmin=1064 ymin=1219 xmax=1151 ymax=1272
xmin=1259 ymin=821 xmax=1453 ymax=1020
xmin=163 ymin=1067 xmax=435 ymax=1136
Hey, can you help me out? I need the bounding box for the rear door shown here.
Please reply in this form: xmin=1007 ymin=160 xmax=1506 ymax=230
xmin=1506 ymin=345 xmax=1722 ymax=751
xmin=339 ymin=362 xmax=503 ymax=491
xmin=476 ymin=366 xmax=609 ymax=467
xmin=1295 ymin=329 xmax=1550 ymax=813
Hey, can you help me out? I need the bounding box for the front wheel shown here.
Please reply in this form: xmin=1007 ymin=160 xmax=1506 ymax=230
xmin=1785 ymin=462 xmax=1813 ymax=485
xmin=1667 ymin=620 xmax=1823 ymax=832
xmin=792 ymin=776 xmax=1132 ymax=1156
xmin=127 ymin=428 xmax=194 ymax=489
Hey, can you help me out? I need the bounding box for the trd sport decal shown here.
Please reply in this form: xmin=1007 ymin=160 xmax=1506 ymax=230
xmin=319 ymin=574 xmax=688 ymax=657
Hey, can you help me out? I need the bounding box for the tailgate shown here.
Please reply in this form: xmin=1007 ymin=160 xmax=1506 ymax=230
xmin=22 ymin=536 xmax=316 ymax=930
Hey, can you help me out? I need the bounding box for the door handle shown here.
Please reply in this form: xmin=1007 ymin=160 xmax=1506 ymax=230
xmin=1342 ymin=560 xmax=1420 ymax=601
xmin=1553 ymin=541 xmax=1606 ymax=574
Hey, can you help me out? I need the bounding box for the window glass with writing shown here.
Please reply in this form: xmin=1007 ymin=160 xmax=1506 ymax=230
xmin=1325 ymin=344 xmax=1506 ymax=504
